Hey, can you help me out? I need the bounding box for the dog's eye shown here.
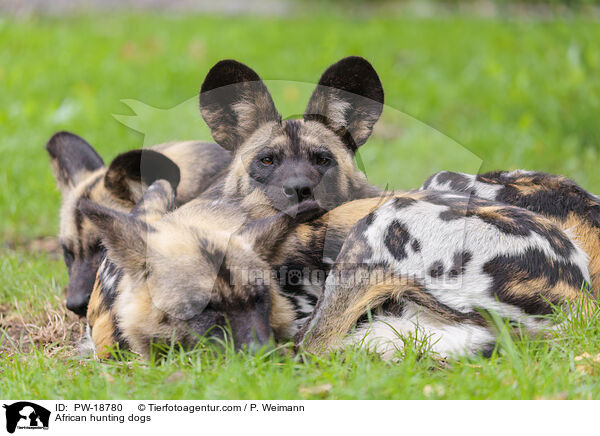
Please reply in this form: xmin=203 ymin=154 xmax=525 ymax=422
xmin=90 ymin=239 xmax=103 ymax=254
xmin=62 ymin=245 xmax=74 ymax=269
xmin=261 ymin=156 xmax=274 ymax=166
xmin=316 ymin=156 xmax=330 ymax=166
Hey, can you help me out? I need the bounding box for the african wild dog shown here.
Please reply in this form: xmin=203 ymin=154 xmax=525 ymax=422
xmin=82 ymin=182 xmax=592 ymax=359
xmin=47 ymin=131 xmax=231 ymax=316
xmin=421 ymin=170 xmax=600 ymax=296
xmin=197 ymin=56 xmax=384 ymax=217
xmin=79 ymin=179 xmax=324 ymax=357
xmin=296 ymin=190 xmax=593 ymax=359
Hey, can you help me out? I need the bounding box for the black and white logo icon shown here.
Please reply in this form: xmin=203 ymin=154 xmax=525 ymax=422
xmin=3 ymin=402 xmax=50 ymax=434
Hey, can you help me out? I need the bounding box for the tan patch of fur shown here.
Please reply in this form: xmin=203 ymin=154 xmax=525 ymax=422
xmin=512 ymin=183 xmax=543 ymax=196
xmin=48 ymin=155 xmax=73 ymax=193
xmin=114 ymin=279 xmax=157 ymax=357
xmin=346 ymin=277 xmax=402 ymax=326
xmin=86 ymin=274 xmax=104 ymax=324
xmin=512 ymin=176 xmax=536 ymax=185
xmin=325 ymin=97 xmax=353 ymax=128
xmin=561 ymin=213 xmax=600 ymax=295
xmin=170 ymin=200 xmax=246 ymax=235
xmin=241 ymin=190 xmax=273 ymax=219
xmin=323 ymin=197 xmax=383 ymax=224
xmin=224 ymin=159 xmax=251 ymax=197
xmin=294 ymin=225 xmax=320 ymax=246
xmin=91 ymin=312 xmax=117 ymax=358
xmin=303 ymin=272 xmax=402 ymax=352
xmin=504 ymin=275 xmax=580 ymax=303
xmin=474 ymin=206 xmax=514 ymax=223
xmin=268 ymin=284 xmax=296 ymax=338
xmin=548 ymin=281 xmax=587 ymax=303
xmin=149 ymin=226 xmax=201 ymax=258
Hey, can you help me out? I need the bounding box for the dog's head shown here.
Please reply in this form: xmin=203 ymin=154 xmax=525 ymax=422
xmin=46 ymin=132 xmax=180 ymax=316
xmin=199 ymin=56 xmax=384 ymax=214
xmin=80 ymin=181 xmax=298 ymax=357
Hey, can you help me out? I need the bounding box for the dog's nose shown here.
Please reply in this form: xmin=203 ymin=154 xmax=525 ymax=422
xmin=283 ymin=177 xmax=313 ymax=203
xmin=66 ymin=293 xmax=89 ymax=317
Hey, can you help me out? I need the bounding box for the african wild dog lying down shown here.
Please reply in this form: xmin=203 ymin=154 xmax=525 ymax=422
xmin=81 ymin=178 xmax=592 ymax=359
xmin=79 ymin=179 xmax=323 ymax=357
xmin=296 ymin=190 xmax=593 ymax=358
xmin=421 ymin=170 xmax=600 ymax=295
xmin=47 ymin=131 xmax=231 ymax=316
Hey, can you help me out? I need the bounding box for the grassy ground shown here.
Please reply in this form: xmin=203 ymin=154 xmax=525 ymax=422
xmin=2 ymin=11 xmax=600 ymax=399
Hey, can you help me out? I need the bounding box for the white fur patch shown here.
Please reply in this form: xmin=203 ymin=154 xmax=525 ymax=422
xmin=78 ymin=323 xmax=96 ymax=356
xmin=421 ymin=171 xmax=504 ymax=199
xmin=306 ymin=190 xmax=591 ymax=358
xmin=345 ymin=303 xmax=495 ymax=360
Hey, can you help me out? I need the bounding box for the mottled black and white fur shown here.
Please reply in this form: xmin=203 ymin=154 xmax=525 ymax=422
xmin=298 ymin=190 xmax=592 ymax=359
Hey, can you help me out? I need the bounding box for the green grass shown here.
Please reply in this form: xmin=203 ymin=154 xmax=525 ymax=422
xmin=2 ymin=10 xmax=600 ymax=399
xmin=2 ymin=247 xmax=600 ymax=399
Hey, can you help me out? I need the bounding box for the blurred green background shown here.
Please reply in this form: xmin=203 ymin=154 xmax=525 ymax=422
xmin=2 ymin=0 xmax=600 ymax=400
xmin=2 ymin=2 xmax=600 ymax=245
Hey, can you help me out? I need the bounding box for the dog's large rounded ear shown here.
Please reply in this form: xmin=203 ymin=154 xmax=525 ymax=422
xmin=77 ymin=199 xmax=149 ymax=278
xmin=304 ymin=56 xmax=384 ymax=153
xmin=104 ymin=149 xmax=181 ymax=205
xmin=199 ymin=59 xmax=280 ymax=152
xmin=46 ymin=131 xmax=105 ymax=193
